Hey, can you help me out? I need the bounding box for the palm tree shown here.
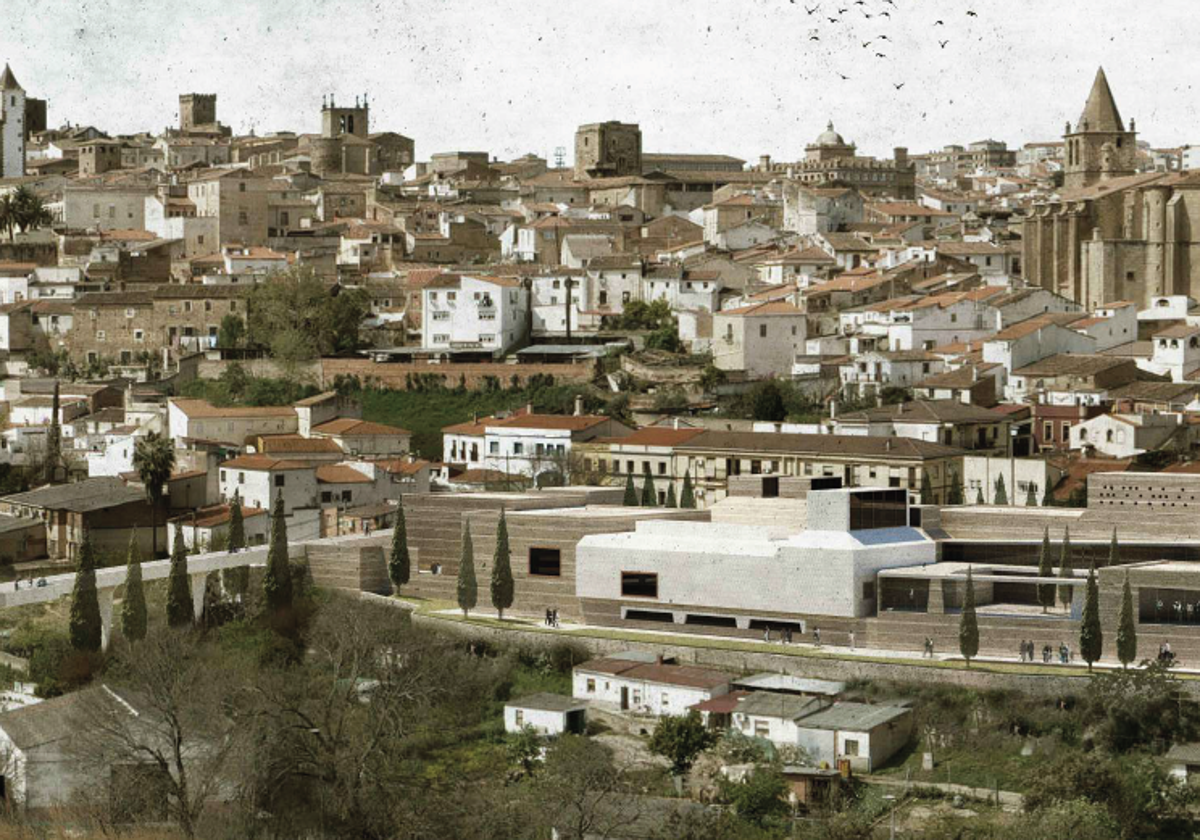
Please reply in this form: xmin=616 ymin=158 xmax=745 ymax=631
xmin=11 ymin=186 xmax=53 ymax=234
xmin=0 ymin=194 xmax=15 ymax=243
xmin=132 ymin=432 xmax=175 ymax=559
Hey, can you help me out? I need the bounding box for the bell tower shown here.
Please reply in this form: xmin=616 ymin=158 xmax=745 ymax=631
xmin=1063 ymin=67 xmax=1137 ymax=190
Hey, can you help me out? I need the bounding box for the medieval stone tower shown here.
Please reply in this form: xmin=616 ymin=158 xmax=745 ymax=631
xmin=321 ymin=94 xmax=369 ymax=140
xmin=0 ymin=64 xmax=26 ymax=179
xmin=1063 ymin=67 xmax=1137 ymax=191
xmin=179 ymin=93 xmax=218 ymax=132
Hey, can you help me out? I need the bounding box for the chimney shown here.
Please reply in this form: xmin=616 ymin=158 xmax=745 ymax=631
xmin=759 ymin=154 xmax=772 ymax=171
xmin=574 ymin=394 xmax=584 ymax=416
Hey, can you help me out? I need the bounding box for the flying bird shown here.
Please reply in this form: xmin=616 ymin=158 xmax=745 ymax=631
xmin=810 ymin=34 xmax=821 ymax=40
xmin=805 ymin=3 xmax=819 ymax=12
xmin=862 ymin=39 xmax=873 ymax=47
xmin=828 ymin=16 xmax=839 ymax=22
xmin=939 ymin=39 xmax=949 ymax=48
xmin=934 ymin=19 xmax=945 ymax=25
xmin=880 ymin=10 xmax=890 ymax=17
xmin=894 ymin=83 xmax=905 ymax=90
xmin=878 ymin=34 xmax=891 ymax=40
xmin=875 ymin=52 xmax=887 ymax=58
xmin=884 ymin=0 xmax=895 ymax=5
xmin=837 ymin=72 xmax=850 ymax=79
xmin=967 ymin=9 xmax=977 ymax=15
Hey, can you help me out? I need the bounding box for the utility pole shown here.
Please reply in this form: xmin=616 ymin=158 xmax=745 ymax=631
xmin=564 ymin=275 xmax=573 ymax=343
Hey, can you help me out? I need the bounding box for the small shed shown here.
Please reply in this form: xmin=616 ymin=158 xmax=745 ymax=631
xmin=794 ymin=702 xmax=913 ymax=772
xmin=504 ymin=693 xmax=588 ymax=736
xmin=1165 ymin=743 xmax=1200 ymax=784
xmin=781 ymin=764 xmax=845 ymax=809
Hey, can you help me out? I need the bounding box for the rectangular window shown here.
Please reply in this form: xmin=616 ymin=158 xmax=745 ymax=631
xmin=274 ymin=474 xmax=285 ymax=487
xmin=342 ymin=490 xmax=352 ymax=502
xmin=95 ymin=330 xmax=106 ymax=341
xmin=759 ymin=324 xmax=767 ymax=338
xmin=238 ymin=472 xmax=245 ymax=484
xmin=1043 ymin=421 xmax=1054 ymax=442
xmin=1061 ymin=421 xmax=1070 ymax=441
xmin=134 ymin=330 xmax=144 ymax=343
xmin=754 ymin=720 xmax=770 ymax=738
xmin=586 ymin=678 xmax=595 ymax=693
xmin=529 ymin=547 xmax=561 ymax=577
xmin=621 ymin=572 xmax=658 ymax=598
xmin=321 ymin=491 xmax=332 ymax=504
xmin=844 ymin=739 xmax=860 ymax=757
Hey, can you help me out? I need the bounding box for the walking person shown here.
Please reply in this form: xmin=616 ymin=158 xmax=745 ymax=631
xmin=849 ymin=631 xmax=856 ymax=650
xmin=814 ymin=627 xmax=821 ymax=647
xmin=1042 ymin=644 xmax=1051 ymax=663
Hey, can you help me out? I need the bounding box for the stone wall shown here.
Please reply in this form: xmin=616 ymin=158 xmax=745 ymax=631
xmin=320 ymin=358 xmax=596 ymax=390
xmin=409 ymin=609 xmax=1135 ymax=698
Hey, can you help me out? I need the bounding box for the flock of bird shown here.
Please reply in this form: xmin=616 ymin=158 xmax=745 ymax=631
xmin=789 ymin=0 xmax=983 ymax=84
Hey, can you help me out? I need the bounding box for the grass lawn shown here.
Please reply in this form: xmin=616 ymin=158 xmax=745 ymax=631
xmin=873 ymin=733 xmax=1039 ymax=794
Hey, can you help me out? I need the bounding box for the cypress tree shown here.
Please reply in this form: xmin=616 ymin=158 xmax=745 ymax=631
xmin=1058 ymin=527 xmax=1074 ymax=611
xmin=68 ymin=528 xmax=103 ymax=652
xmin=389 ymin=495 xmax=411 ymax=594
xmin=222 ymin=490 xmax=249 ymax=598
xmin=920 ymin=471 xmax=933 ymax=504
xmin=456 ymin=521 xmax=478 ymax=617
xmin=975 ymin=486 xmax=985 ymax=506
xmin=1116 ymin=569 xmax=1137 ymax=668
xmin=1079 ymin=561 xmax=1102 ymax=672
xmin=1106 ymin=527 xmax=1118 ymax=568
xmin=1042 ymin=487 xmax=1053 ymax=507
xmin=1026 ymin=482 xmax=1038 ymax=507
xmin=44 ymin=379 xmax=61 ymax=485
xmin=491 ymin=509 xmax=514 ymax=619
xmin=680 ymin=472 xmax=696 ymax=509
xmin=993 ymin=474 xmax=1007 ymax=505
xmin=623 ymin=473 xmax=638 ymax=506
xmin=263 ymin=490 xmax=293 ymax=614
xmin=1037 ymin=526 xmax=1055 ymax=613
xmin=120 ymin=530 xmax=147 ymax=643
xmin=947 ymin=470 xmax=963 ymax=505
xmin=640 ymin=464 xmax=657 ymax=507
xmin=166 ymin=523 xmax=194 ymax=628
xmin=959 ymin=566 xmax=980 ymax=668
xmin=664 ymin=483 xmax=678 ymax=508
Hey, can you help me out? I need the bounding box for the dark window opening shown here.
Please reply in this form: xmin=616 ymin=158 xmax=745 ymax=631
xmin=621 ymin=572 xmax=658 ymax=598
xmin=529 ymin=547 xmax=562 ymax=577
xmin=849 ymin=489 xmax=908 ymax=530
xmin=625 ymin=609 xmax=673 ymax=623
xmin=685 ymin=614 xmax=738 ymax=628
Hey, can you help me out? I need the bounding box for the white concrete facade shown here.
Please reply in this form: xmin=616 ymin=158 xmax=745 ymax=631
xmin=422 ymin=275 xmax=528 ymax=354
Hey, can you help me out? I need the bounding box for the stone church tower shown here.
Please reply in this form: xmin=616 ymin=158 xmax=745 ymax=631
xmin=1063 ymin=67 xmax=1137 ymax=191
xmin=0 ymin=64 xmax=26 ymax=179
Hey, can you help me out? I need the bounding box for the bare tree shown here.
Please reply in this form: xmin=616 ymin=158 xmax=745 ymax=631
xmin=535 ymin=735 xmax=644 ymax=840
xmin=68 ymin=631 xmax=245 ymax=839
xmin=238 ymin=596 xmax=506 ymax=838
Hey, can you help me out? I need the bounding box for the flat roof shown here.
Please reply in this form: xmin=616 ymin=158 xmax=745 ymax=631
xmin=506 ymin=692 xmax=588 ymax=713
xmin=733 ymin=674 xmax=846 ymax=696
xmin=879 ymin=561 xmax=1086 ymax=585
xmin=798 ymin=702 xmax=911 ymax=732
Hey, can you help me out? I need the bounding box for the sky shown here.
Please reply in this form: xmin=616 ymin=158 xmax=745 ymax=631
xmin=4 ymin=0 xmax=1199 ymax=164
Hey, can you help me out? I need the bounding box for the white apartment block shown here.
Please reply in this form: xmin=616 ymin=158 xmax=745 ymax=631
xmin=422 ymin=274 xmax=528 ymax=354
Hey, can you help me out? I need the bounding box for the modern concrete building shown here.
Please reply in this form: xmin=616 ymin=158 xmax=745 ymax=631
xmin=575 ymin=488 xmax=936 ymax=633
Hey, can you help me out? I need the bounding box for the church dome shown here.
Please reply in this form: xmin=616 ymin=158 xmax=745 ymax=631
xmin=814 ymin=121 xmax=846 ymax=146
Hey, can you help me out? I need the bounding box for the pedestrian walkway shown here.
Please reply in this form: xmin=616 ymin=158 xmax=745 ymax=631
xmin=425 ymin=605 xmax=1200 ymax=676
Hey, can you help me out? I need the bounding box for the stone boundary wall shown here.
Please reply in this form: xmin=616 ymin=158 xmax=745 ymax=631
xmin=405 ymin=610 xmax=1155 ymax=698
xmin=320 ymin=358 xmax=596 ymax=390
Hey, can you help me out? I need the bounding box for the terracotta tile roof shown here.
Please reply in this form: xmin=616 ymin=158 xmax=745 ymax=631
xmin=1013 ymin=353 xmax=1132 ymax=377
xmin=677 ymin=430 xmax=962 ymax=459
xmin=315 ymin=464 xmax=373 ymax=484
xmin=311 ymin=418 xmax=411 ymax=437
xmin=373 ymin=458 xmax=431 ymax=475
xmin=1153 ymin=323 xmax=1200 ymax=339
xmin=171 ymin=399 xmax=295 ymax=419
xmin=575 ymin=658 xmax=732 ymax=690
xmin=718 ymin=300 xmax=804 ymax=317
xmin=988 ymin=312 xmax=1088 ymax=342
xmin=220 ymin=455 xmax=312 ymax=471
xmin=173 ymin=503 xmax=267 ymax=529
xmin=258 ymin=435 xmax=344 ymax=455
xmin=607 ymin=427 xmax=706 ymax=447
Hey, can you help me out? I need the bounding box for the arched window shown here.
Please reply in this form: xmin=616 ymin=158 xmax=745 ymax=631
xmin=1106 ymin=429 xmax=1114 ymax=443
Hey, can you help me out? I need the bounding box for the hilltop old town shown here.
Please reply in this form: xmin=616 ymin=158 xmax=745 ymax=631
xmin=4 ymin=4 xmax=1200 ymax=837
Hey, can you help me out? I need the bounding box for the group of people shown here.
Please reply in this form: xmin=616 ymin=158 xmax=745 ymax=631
xmin=543 ymin=608 xmax=561 ymax=628
xmin=763 ymin=626 xmax=798 ymax=644
xmin=922 ymin=637 xmax=936 ymax=658
xmin=1154 ymin=598 xmax=1199 ymax=624
xmin=12 ymin=576 xmax=47 ymax=591
xmin=1017 ymin=640 xmax=1073 ymax=664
